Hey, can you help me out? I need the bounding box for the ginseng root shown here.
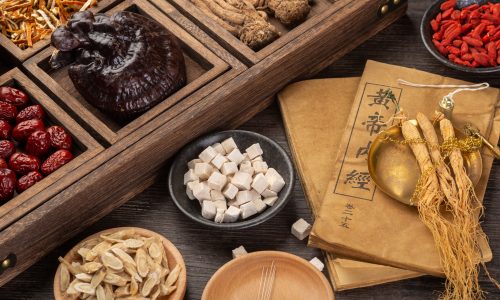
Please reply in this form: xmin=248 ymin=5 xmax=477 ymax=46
xmin=439 ymin=118 xmax=484 ymax=300
xmin=267 ymin=0 xmax=311 ymax=25
xmin=192 ymin=0 xmax=279 ymax=49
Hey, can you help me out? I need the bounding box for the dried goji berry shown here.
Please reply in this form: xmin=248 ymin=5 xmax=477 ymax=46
xmin=431 ymin=19 xmax=439 ymax=31
xmin=463 ymin=36 xmax=483 ymax=47
xmin=440 ymin=0 xmax=456 ymax=11
xmin=472 ymin=52 xmax=491 ymax=66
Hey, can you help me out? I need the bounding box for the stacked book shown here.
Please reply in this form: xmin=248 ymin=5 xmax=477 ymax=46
xmin=278 ymin=61 xmax=500 ymax=290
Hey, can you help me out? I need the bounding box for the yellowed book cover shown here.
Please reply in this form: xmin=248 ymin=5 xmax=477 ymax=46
xmin=278 ymin=77 xmax=421 ymax=290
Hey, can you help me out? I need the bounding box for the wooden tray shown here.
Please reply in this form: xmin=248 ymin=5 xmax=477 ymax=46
xmin=0 ymin=0 xmax=407 ymax=287
xmin=24 ymin=0 xmax=232 ymax=145
xmin=0 ymin=0 xmax=121 ymax=63
xmin=0 ymin=68 xmax=103 ymax=232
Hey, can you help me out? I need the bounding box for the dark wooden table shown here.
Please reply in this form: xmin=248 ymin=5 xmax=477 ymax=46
xmin=2 ymin=1 xmax=499 ymax=299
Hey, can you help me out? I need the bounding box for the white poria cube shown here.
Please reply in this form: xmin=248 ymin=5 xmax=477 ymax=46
xmin=253 ymin=161 xmax=268 ymax=174
xmin=261 ymin=189 xmax=277 ymax=198
xmin=193 ymin=181 xmax=211 ymax=201
xmin=309 ymin=257 xmax=325 ymax=272
xmin=199 ymin=146 xmax=218 ymax=163
xmin=251 ymin=173 xmax=269 ymax=194
xmin=186 ymin=180 xmax=199 ymax=200
xmin=249 ymin=189 xmax=261 ymax=201
xmin=201 ymin=200 xmax=217 ymax=220
xmin=213 ymin=200 xmax=227 ymax=211
xmin=188 ymin=158 xmax=202 ymax=169
xmin=227 ymin=148 xmax=245 ymax=165
xmin=221 ymin=161 xmax=238 ymax=176
xmin=208 ymin=172 xmax=227 ymax=191
xmin=252 ymin=156 xmax=263 ymax=162
xmin=211 ymin=190 xmax=225 ymax=202
xmin=184 ymin=169 xmax=199 ymax=185
xmin=239 ymin=161 xmax=254 ymax=176
xmin=227 ymin=199 xmax=238 ymax=208
xmin=221 ymin=137 xmax=237 ymax=154
xmin=265 ymin=168 xmax=286 ymax=193
xmin=235 ymin=191 xmax=253 ymax=206
xmin=263 ymin=196 xmax=278 ymax=207
xmin=214 ymin=208 xmax=225 ymax=223
xmin=223 ymin=183 xmax=239 ymax=200
xmin=223 ymin=206 xmax=241 ymax=223
xmin=241 ymin=153 xmax=251 ymax=163
xmin=211 ymin=153 xmax=228 ymax=170
xmin=240 ymin=201 xmax=258 ymax=219
xmin=232 ymin=246 xmax=248 ymax=259
xmin=194 ymin=163 xmax=213 ymax=180
xmin=291 ymin=218 xmax=312 ymax=241
xmin=252 ymin=198 xmax=267 ymax=213
xmin=245 ymin=143 xmax=263 ymax=159
xmin=211 ymin=143 xmax=226 ymax=155
xmin=231 ymin=172 xmax=252 ymax=190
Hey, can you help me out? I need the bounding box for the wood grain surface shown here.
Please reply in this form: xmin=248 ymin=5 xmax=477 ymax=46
xmin=1 ymin=1 xmax=499 ymax=299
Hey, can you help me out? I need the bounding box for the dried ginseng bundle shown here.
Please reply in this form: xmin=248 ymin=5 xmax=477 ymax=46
xmin=58 ymin=229 xmax=181 ymax=299
xmin=49 ymin=11 xmax=186 ymax=121
xmin=401 ymin=115 xmax=488 ymax=300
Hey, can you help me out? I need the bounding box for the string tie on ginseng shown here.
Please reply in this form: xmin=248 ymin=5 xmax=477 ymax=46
xmin=397 ymin=79 xmax=489 ymax=121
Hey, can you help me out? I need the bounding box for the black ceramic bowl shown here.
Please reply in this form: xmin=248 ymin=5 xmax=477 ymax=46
xmin=168 ymin=130 xmax=294 ymax=230
xmin=421 ymin=0 xmax=500 ymax=74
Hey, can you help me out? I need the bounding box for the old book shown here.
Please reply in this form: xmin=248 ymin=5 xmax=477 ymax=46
xmin=278 ymin=77 xmax=421 ymax=291
xmin=309 ymin=61 xmax=499 ymax=276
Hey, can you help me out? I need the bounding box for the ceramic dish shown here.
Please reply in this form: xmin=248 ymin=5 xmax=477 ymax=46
xmin=168 ymin=130 xmax=294 ymax=230
xmin=202 ymin=251 xmax=334 ymax=300
xmin=421 ymin=0 xmax=500 ymax=74
xmin=53 ymin=227 xmax=187 ymax=300
xmin=368 ymin=124 xmax=482 ymax=205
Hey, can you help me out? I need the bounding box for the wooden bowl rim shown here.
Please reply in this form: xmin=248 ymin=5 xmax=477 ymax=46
xmin=53 ymin=227 xmax=187 ymax=300
xmin=202 ymin=250 xmax=334 ymax=300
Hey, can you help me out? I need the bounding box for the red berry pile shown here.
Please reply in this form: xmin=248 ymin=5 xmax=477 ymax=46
xmin=0 ymin=86 xmax=74 ymax=202
xmin=430 ymin=0 xmax=500 ymax=68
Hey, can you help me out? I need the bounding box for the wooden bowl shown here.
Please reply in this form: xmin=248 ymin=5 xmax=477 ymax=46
xmin=168 ymin=130 xmax=295 ymax=230
xmin=53 ymin=227 xmax=186 ymax=300
xmin=202 ymin=251 xmax=334 ymax=300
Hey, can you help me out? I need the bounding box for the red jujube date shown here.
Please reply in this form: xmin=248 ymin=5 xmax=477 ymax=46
xmin=41 ymin=149 xmax=73 ymax=175
xmin=16 ymin=171 xmax=43 ymax=193
xmin=16 ymin=104 xmax=45 ymax=123
xmin=0 ymin=86 xmax=29 ymax=107
xmin=12 ymin=119 xmax=45 ymax=142
xmin=26 ymin=131 xmax=51 ymax=157
xmin=9 ymin=152 xmax=41 ymax=175
xmin=0 ymin=169 xmax=16 ymax=201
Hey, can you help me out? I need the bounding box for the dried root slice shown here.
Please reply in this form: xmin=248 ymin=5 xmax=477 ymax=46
xmin=58 ymin=229 xmax=180 ymax=299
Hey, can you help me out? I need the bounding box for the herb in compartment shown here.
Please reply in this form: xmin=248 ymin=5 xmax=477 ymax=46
xmin=0 ymin=86 xmax=74 ymax=203
xmin=49 ymin=10 xmax=187 ymax=121
xmin=0 ymin=0 xmax=100 ymax=49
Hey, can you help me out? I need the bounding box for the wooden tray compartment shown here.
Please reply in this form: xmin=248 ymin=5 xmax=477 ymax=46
xmin=0 ymin=68 xmax=103 ymax=232
xmin=23 ymin=0 xmax=230 ymax=146
xmin=0 ymin=0 xmax=122 ymax=63
xmin=0 ymin=0 xmax=406 ymax=287
xmin=160 ymin=0 xmax=407 ymax=65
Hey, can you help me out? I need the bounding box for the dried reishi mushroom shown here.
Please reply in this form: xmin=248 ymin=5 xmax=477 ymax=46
xmin=49 ymin=11 xmax=187 ymax=120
